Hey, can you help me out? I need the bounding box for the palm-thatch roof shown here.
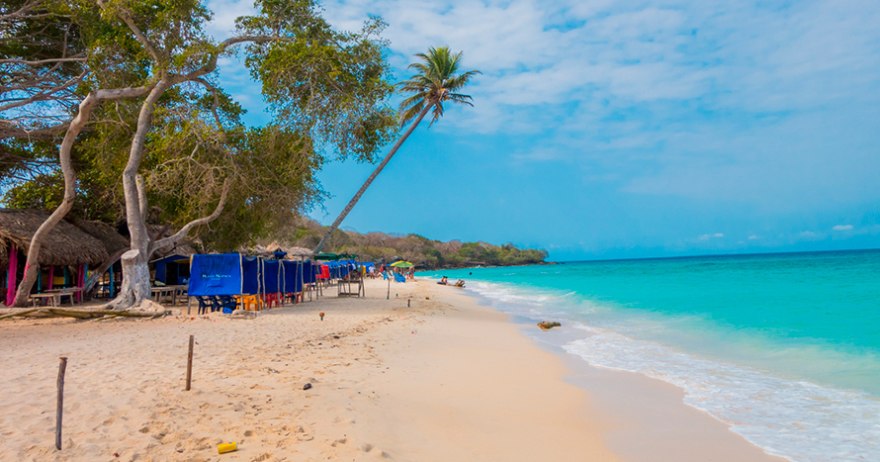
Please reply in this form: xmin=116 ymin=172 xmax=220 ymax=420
xmin=0 ymin=209 xmax=110 ymax=266
xmin=70 ymin=219 xmax=130 ymax=255
xmin=246 ymin=242 xmax=314 ymax=259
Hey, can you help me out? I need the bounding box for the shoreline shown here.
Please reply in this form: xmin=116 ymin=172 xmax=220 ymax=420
xmin=439 ymin=281 xmax=786 ymax=462
xmin=0 ymin=277 xmax=782 ymax=461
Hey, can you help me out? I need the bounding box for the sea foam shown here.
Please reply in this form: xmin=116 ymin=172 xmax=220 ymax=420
xmin=461 ymin=279 xmax=880 ymax=462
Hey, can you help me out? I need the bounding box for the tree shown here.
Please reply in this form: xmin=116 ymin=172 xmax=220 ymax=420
xmin=313 ymin=46 xmax=479 ymax=253
xmin=3 ymin=0 xmax=397 ymax=308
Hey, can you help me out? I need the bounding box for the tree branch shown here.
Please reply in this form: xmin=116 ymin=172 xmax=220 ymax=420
xmin=0 ymin=69 xmax=88 ymax=112
xmin=151 ymin=179 xmax=231 ymax=253
xmin=0 ymin=56 xmax=87 ymax=65
xmin=97 ymin=0 xmax=164 ymax=63
xmin=191 ymin=77 xmax=224 ymax=128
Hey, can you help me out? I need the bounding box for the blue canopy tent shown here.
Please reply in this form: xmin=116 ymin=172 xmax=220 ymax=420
xmin=262 ymin=258 xmax=281 ymax=307
xmin=281 ymin=260 xmax=304 ymax=303
xmin=303 ymin=260 xmax=316 ymax=285
xmin=188 ymin=253 xmax=261 ymax=313
xmin=153 ymin=254 xmax=190 ymax=285
xmin=262 ymin=259 xmax=281 ymax=294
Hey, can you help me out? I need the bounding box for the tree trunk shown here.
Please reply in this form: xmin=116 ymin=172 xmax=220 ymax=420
xmin=11 ymin=94 xmax=96 ymax=306
xmin=313 ymin=105 xmax=432 ymax=254
xmin=110 ymin=249 xmax=152 ymax=308
xmin=83 ymin=248 xmax=127 ymax=294
xmin=108 ymin=80 xmax=169 ymax=310
xmin=9 ymin=86 xmax=153 ymax=307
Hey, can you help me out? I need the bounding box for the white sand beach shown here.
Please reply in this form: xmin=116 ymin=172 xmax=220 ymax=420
xmin=0 ymin=278 xmax=783 ymax=461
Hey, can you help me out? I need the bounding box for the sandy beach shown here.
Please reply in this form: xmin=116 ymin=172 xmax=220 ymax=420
xmin=0 ymin=278 xmax=782 ymax=461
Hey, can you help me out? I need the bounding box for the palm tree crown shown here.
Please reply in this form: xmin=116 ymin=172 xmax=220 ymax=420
xmin=398 ymin=46 xmax=480 ymax=126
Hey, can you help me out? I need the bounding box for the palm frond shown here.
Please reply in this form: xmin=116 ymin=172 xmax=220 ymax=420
xmin=397 ymin=46 xmax=479 ymax=127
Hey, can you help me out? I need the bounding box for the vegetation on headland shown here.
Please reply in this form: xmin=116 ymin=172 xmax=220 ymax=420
xmin=292 ymin=218 xmax=548 ymax=269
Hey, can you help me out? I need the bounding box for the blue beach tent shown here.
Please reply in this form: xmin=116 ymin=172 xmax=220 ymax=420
xmin=303 ymin=260 xmax=316 ymax=284
xmin=262 ymin=259 xmax=281 ymax=294
xmin=281 ymin=260 xmax=303 ymax=294
xmin=189 ymin=253 xmax=261 ymax=296
xmin=153 ymin=254 xmax=191 ymax=285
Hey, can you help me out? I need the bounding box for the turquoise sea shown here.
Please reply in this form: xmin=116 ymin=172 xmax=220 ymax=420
xmin=422 ymin=249 xmax=880 ymax=462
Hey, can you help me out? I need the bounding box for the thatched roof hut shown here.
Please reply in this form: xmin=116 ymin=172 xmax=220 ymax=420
xmin=70 ymin=219 xmax=130 ymax=256
xmin=0 ymin=209 xmax=110 ymax=266
xmin=246 ymin=242 xmax=314 ymax=259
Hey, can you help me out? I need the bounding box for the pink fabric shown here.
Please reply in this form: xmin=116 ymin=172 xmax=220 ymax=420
xmin=76 ymin=264 xmax=85 ymax=302
xmin=6 ymin=244 xmax=17 ymax=306
xmin=47 ymin=266 xmax=55 ymax=290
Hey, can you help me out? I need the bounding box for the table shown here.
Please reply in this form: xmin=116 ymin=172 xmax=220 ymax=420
xmin=29 ymin=293 xmax=60 ymax=307
xmin=45 ymin=287 xmax=84 ymax=305
xmin=151 ymin=286 xmax=175 ymax=305
xmin=151 ymin=285 xmax=187 ymax=305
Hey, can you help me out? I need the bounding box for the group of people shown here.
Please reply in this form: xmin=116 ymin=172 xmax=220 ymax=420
xmin=437 ymin=276 xmax=465 ymax=288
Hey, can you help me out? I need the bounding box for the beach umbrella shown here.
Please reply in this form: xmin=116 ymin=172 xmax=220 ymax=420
xmin=390 ymin=260 xmax=414 ymax=268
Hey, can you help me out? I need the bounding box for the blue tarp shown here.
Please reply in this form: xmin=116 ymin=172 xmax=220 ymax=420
xmin=189 ymin=253 xmax=243 ymax=296
xmin=154 ymin=254 xmax=190 ymax=285
xmin=303 ymin=261 xmax=316 ymax=284
xmin=188 ymin=253 xmax=261 ymax=296
xmin=263 ymin=259 xmax=281 ymax=293
xmin=281 ymin=260 xmax=302 ymax=293
xmin=241 ymin=256 xmax=260 ymax=295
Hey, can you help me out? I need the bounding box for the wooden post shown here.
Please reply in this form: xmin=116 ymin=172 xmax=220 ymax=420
xmin=185 ymin=335 xmax=194 ymax=391
xmin=386 ymin=273 xmax=390 ymax=300
xmin=56 ymin=356 xmax=68 ymax=450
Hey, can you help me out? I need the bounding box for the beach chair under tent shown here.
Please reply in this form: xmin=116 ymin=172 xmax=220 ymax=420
xmin=394 ymin=272 xmax=406 ymax=283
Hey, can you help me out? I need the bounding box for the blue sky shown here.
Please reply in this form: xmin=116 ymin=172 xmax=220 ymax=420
xmin=206 ymin=0 xmax=880 ymax=261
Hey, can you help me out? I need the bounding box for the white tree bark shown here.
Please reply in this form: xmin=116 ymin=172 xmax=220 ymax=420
xmin=11 ymin=86 xmax=152 ymax=307
xmin=107 ymin=80 xmax=170 ymax=309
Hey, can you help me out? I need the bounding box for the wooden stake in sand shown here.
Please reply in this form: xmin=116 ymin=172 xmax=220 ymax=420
xmin=185 ymin=335 xmax=194 ymax=391
xmin=56 ymin=356 xmax=67 ymax=450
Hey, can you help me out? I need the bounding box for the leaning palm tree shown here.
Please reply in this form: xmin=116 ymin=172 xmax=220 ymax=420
xmin=313 ymin=46 xmax=479 ymax=253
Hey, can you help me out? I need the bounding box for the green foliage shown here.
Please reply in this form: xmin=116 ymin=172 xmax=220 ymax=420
xmin=242 ymin=0 xmax=397 ymax=161
xmin=2 ymin=0 xmax=401 ymax=253
xmin=2 ymin=170 xmax=64 ymax=210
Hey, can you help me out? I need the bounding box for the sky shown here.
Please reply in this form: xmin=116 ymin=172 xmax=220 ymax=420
xmin=206 ymin=0 xmax=880 ymax=261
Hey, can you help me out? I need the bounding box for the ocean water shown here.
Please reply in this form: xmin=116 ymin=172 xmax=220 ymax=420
xmin=422 ymin=250 xmax=880 ymax=462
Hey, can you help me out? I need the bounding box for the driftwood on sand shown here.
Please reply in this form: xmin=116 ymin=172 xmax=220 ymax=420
xmin=0 ymin=301 xmax=169 ymax=321
xmin=0 ymin=308 xmax=167 ymax=320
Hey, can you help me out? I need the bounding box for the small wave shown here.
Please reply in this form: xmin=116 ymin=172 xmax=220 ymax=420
xmin=463 ymin=279 xmax=880 ymax=462
xmin=563 ymin=325 xmax=880 ymax=461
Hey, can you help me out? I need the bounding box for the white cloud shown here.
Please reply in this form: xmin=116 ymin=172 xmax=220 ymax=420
xmin=832 ymin=224 xmax=854 ymax=231
xmin=205 ymin=0 xmax=255 ymax=38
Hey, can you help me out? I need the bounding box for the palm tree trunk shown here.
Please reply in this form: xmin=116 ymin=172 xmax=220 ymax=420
xmin=313 ymin=105 xmax=431 ymax=254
